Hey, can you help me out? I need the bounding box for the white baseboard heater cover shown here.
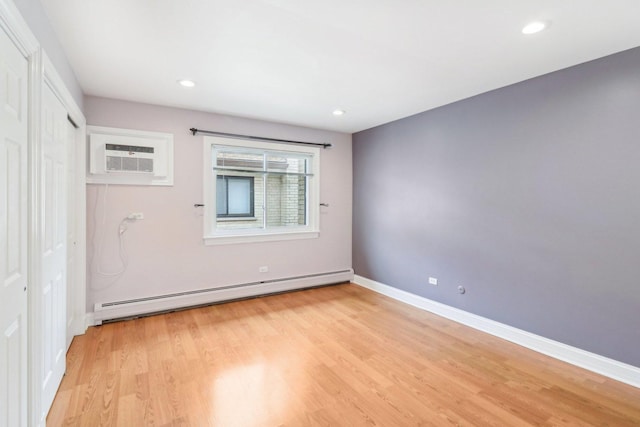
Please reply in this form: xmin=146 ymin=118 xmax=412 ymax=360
xmin=93 ymin=269 xmax=354 ymax=324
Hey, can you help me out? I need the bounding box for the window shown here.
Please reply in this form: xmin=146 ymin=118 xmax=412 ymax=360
xmin=216 ymin=176 xmax=254 ymax=218
xmin=203 ymin=136 xmax=320 ymax=244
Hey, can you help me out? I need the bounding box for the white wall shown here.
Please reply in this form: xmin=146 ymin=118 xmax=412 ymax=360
xmin=84 ymin=96 xmax=352 ymax=310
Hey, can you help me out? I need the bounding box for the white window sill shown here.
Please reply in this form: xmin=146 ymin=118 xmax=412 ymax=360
xmin=204 ymin=230 xmax=319 ymax=246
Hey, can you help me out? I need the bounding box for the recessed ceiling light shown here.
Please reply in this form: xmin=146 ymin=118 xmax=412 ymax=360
xmin=522 ymin=21 xmax=548 ymax=35
xmin=178 ymin=79 xmax=195 ymax=88
xmin=332 ymin=109 xmax=345 ymax=116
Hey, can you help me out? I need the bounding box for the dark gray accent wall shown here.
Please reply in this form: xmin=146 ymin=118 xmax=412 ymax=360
xmin=14 ymin=0 xmax=84 ymax=110
xmin=353 ymin=47 xmax=640 ymax=367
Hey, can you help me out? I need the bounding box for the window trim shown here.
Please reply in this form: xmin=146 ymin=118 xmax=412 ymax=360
xmin=203 ymin=136 xmax=320 ymax=245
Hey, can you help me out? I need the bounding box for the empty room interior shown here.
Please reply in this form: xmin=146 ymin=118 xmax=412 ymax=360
xmin=2 ymin=0 xmax=640 ymax=425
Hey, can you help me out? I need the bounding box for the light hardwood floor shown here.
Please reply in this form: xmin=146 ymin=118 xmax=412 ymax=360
xmin=48 ymin=283 xmax=640 ymax=426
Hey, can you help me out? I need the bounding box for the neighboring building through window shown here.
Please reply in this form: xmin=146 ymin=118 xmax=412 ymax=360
xmin=203 ymin=136 xmax=320 ymax=244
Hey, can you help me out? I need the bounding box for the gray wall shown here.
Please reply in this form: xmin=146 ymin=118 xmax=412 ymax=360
xmin=14 ymin=0 xmax=84 ymax=110
xmin=353 ymin=47 xmax=640 ymax=367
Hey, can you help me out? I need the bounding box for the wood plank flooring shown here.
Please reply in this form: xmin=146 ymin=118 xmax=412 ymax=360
xmin=48 ymin=283 xmax=640 ymax=426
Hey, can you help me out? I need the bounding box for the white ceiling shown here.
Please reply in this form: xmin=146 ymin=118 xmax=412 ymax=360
xmin=40 ymin=0 xmax=640 ymax=133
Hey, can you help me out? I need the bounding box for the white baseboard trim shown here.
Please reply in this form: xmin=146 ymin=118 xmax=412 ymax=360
xmin=353 ymin=274 xmax=640 ymax=389
xmin=91 ymin=269 xmax=354 ymax=324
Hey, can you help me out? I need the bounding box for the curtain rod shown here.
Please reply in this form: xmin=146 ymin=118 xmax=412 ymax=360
xmin=190 ymin=128 xmax=331 ymax=149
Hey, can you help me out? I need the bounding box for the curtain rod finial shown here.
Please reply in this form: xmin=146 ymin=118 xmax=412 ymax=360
xmin=190 ymin=128 xmax=198 ymax=135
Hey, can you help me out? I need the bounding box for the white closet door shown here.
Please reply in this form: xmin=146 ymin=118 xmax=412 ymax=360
xmin=39 ymin=82 xmax=68 ymax=414
xmin=0 ymin=27 xmax=29 ymax=427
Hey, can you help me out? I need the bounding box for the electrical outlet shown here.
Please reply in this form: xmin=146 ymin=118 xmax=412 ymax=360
xmin=428 ymin=277 xmax=438 ymax=286
xmin=259 ymin=266 xmax=269 ymax=273
xmin=127 ymin=212 xmax=144 ymax=220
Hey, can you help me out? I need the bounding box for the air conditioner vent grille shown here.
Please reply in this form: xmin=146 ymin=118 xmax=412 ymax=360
xmin=106 ymin=155 xmax=154 ymax=173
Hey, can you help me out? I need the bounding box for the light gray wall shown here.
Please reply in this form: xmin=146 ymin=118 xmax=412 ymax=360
xmin=353 ymin=47 xmax=640 ymax=367
xmin=13 ymin=0 xmax=83 ymax=109
xmin=84 ymin=96 xmax=352 ymax=310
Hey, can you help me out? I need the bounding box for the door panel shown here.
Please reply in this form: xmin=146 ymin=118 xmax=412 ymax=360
xmin=0 ymin=27 xmax=29 ymax=427
xmin=39 ymin=83 xmax=68 ymax=414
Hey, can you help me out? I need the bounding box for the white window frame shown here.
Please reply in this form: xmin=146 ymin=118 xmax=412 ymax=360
xmin=203 ymin=136 xmax=320 ymax=245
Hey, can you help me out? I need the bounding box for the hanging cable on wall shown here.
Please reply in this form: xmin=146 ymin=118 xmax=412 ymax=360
xmin=90 ymin=184 xmax=131 ymax=289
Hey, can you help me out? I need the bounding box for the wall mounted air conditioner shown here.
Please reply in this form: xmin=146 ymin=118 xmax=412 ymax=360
xmin=104 ymin=143 xmax=155 ymax=174
xmin=87 ymin=126 xmax=174 ymax=186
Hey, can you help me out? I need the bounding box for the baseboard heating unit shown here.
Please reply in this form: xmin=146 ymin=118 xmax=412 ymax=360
xmin=93 ymin=269 xmax=354 ymax=324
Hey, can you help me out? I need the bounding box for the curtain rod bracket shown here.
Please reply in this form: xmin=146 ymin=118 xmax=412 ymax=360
xmin=190 ymin=128 xmax=331 ymax=149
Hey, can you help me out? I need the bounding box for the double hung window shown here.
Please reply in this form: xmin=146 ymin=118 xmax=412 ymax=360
xmin=203 ymin=136 xmax=320 ymax=244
